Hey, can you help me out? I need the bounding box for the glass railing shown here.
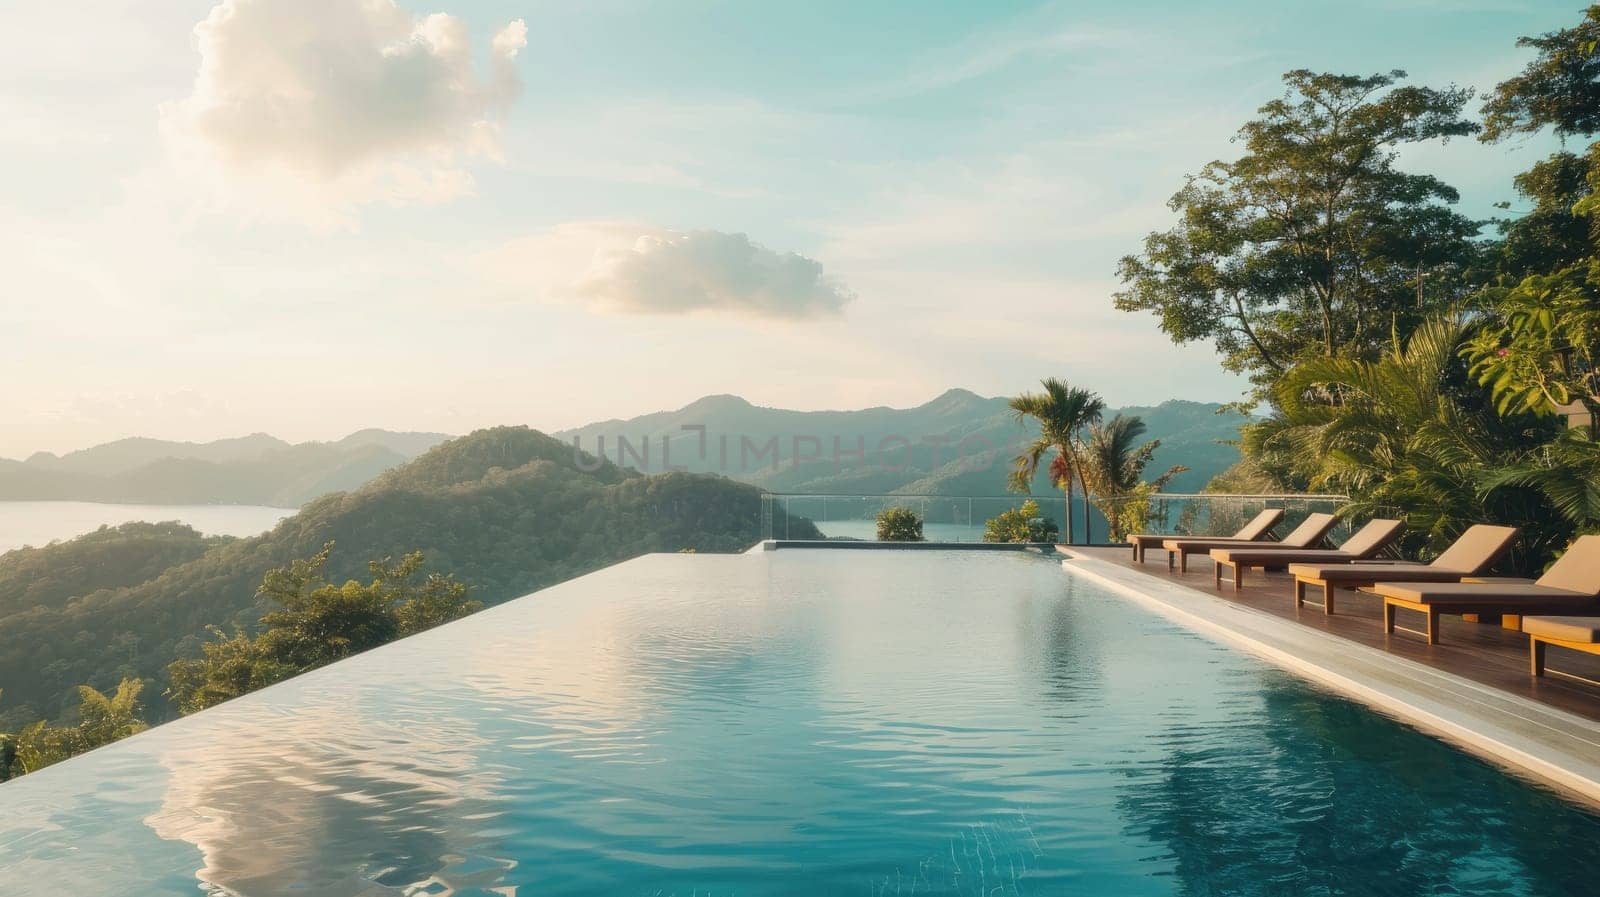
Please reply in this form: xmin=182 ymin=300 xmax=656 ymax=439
xmin=759 ymin=493 xmax=1349 ymax=545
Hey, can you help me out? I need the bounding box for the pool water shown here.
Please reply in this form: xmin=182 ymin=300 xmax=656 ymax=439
xmin=2 ymin=550 xmax=1597 ymax=895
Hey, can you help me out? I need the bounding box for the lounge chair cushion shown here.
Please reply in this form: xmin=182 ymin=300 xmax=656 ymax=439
xmin=1287 ymin=560 xmax=1438 ymax=582
xmin=1429 ymin=524 xmax=1520 ymax=575
xmin=1212 ymin=548 xmax=1355 ymax=565
xmin=1522 ymin=616 xmax=1600 ymax=644
xmin=1534 ymin=534 xmax=1600 ymax=596
xmin=1331 ymin=518 xmax=1404 ymax=557
xmin=1131 ymin=508 xmax=1283 ymax=546
xmin=1369 ymin=581 xmax=1577 ymax=605
xmin=1166 ymin=512 xmax=1335 ymax=552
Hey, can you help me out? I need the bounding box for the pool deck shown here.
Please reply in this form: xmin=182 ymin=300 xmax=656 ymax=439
xmin=1062 ymin=545 xmax=1600 ymax=807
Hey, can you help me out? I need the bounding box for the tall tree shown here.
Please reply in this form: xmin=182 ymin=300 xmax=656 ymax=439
xmin=1480 ymin=5 xmax=1600 ymax=142
xmin=1115 ymin=70 xmax=1483 ymax=400
xmin=1008 ymin=379 xmax=1104 ymax=544
xmin=1076 ymin=415 xmax=1188 ymax=542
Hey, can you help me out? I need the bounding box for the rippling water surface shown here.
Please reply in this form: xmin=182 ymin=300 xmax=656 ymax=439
xmin=2 ymin=550 xmax=1597 ymax=896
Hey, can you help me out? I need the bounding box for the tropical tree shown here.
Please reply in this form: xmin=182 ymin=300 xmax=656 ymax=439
xmin=982 ymin=500 xmax=1060 ymax=544
xmin=1480 ymin=5 xmax=1600 ymax=142
xmin=0 ymin=679 xmax=149 ymax=780
xmin=875 ymin=507 xmax=924 ymax=542
xmin=1267 ymin=317 xmax=1562 ymax=566
xmin=1008 ymin=378 xmax=1105 ymax=544
xmin=1466 ymin=265 xmax=1600 ymax=433
xmin=71 ymin=678 xmax=149 ymax=753
xmin=1114 ymin=69 xmax=1483 ymax=399
xmin=169 ymin=543 xmax=481 ymax=714
xmin=1076 ymin=415 xmax=1189 ymax=542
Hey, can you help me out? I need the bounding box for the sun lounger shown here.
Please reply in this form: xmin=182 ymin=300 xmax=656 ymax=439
xmin=1128 ymin=507 xmax=1283 ymax=563
xmin=1208 ymin=518 xmax=1403 ymax=590
xmin=1286 ymin=524 xmax=1518 ymax=614
xmin=1525 ymin=616 xmax=1600 ymax=677
xmin=1161 ymin=512 xmax=1337 ymax=573
xmin=1370 ymin=535 xmax=1600 ymax=645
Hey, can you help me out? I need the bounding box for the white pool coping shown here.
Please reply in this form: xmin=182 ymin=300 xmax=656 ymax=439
xmin=1061 ymin=549 xmax=1600 ymax=809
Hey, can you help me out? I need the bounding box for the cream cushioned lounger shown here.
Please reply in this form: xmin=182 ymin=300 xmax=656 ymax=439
xmin=1161 ymin=512 xmax=1337 ymax=574
xmin=1286 ymin=524 xmax=1518 ymax=615
xmin=1524 ymin=616 xmax=1600 ymax=677
xmin=1207 ymin=517 xmax=1404 ymax=590
xmin=1127 ymin=508 xmax=1282 ymax=564
xmin=1370 ymin=534 xmax=1600 ymax=645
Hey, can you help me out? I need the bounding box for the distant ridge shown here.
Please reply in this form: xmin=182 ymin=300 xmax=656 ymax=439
xmin=556 ymin=390 xmax=1246 ymax=495
xmin=0 ymin=429 xmax=452 ymax=507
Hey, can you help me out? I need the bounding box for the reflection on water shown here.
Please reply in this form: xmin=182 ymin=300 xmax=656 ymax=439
xmin=1 ymin=551 xmax=1596 ymax=895
xmin=144 ymin=704 xmax=512 ymax=897
xmin=1119 ymin=679 xmax=1600 ymax=896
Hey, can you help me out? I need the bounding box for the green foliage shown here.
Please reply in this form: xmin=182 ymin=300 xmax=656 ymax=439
xmin=1076 ymin=415 xmax=1188 ymax=542
xmin=982 ymin=500 xmax=1059 ymax=543
xmin=1479 ymin=429 xmax=1600 ymax=533
xmin=0 ymin=521 xmax=228 ymax=620
xmin=1466 ymin=261 xmax=1600 ymax=428
xmin=0 ymin=679 xmax=148 ymax=781
xmin=1115 ymin=69 xmax=1483 ymax=397
xmin=1494 ymin=151 xmax=1598 ymax=277
xmin=0 ymin=427 xmax=819 ymax=725
xmin=874 ymin=507 xmax=925 ymax=542
xmin=167 ymin=543 xmax=480 ymax=714
xmin=1264 ymin=317 xmax=1564 ymax=567
xmin=1480 ymin=5 xmax=1600 ymax=142
xmin=1007 ymin=378 xmax=1105 ymax=543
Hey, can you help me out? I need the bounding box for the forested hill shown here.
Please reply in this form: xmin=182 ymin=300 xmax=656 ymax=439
xmin=0 ymin=429 xmax=452 ymax=506
xmin=0 ymin=427 xmax=816 ymax=726
xmin=557 ymin=391 xmax=1248 ymax=495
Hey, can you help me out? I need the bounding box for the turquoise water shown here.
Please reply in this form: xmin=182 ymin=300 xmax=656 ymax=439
xmin=2 ymin=550 xmax=1597 ymax=895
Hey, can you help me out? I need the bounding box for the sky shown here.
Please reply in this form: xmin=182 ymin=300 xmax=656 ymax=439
xmin=0 ymin=0 xmax=1579 ymax=458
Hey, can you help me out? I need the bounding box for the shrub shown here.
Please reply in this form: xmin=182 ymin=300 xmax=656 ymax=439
xmin=875 ymin=507 xmax=925 ymax=542
xmin=983 ymin=500 xmax=1060 ymax=543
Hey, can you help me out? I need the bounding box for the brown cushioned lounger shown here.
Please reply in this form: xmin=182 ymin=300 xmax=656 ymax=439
xmin=1370 ymin=534 xmax=1600 ymax=645
xmin=1286 ymin=524 xmax=1519 ymax=615
xmin=1128 ymin=507 xmax=1283 ymax=563
xmin=1207 ymin=518 xmax=1404 ymax=590
xmin=1524 ymin=616 xmax=1600 ymax=677
xmin=1162 ymin=512 xmax=1337 ymax=573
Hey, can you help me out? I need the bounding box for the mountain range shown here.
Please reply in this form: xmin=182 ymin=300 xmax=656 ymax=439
xmin=0 ymin=391 xmax=1247 ymax=508
xmin=0 ymin=430 xmax=452 ymax=506
xmin=556 ymin=389 xmax=1247 ymax=496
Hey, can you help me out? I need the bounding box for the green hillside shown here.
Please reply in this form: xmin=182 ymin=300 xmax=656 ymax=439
xmin=0 ymin=522 xmax=230 ymax=620
xmin=558 ymin=391 xmax=1249 ymax=495
xmin=0 ymin=427 xmax=815 ymax=725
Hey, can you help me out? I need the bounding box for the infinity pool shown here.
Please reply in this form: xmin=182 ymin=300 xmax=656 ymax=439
xmin=3 ymin=550 xmax=1598 ymax=895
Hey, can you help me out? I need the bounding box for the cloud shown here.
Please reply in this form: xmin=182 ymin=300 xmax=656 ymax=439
xmin=161 ymin=0 xmax=527 ymax=218
xmin=482 ymin=222 xmax=854 ymax=320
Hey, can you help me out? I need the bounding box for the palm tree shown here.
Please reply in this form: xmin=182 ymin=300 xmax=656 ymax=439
xmin=1272 ymin=316 xmax=1563 ymax=565
xmin=1008 ymin=378 xmax=1104 ymax=544
xmin=1077 ymin=415 xmax=1188 ymax=542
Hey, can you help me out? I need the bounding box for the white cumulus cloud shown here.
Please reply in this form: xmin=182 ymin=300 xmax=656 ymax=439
xmin=482 ymin=222 xmax=854 ymax=320
xmin=162 ymin=0 xmax=527 ymax=218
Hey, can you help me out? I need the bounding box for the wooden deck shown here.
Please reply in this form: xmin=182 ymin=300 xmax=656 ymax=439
xmin=1072 ymin=545 xmax=1600 ymax=723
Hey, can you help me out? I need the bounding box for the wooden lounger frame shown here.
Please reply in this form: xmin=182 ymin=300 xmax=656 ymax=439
xmin=1530 ymin=633 xmax=1600 ymax=677
xmin=1381 ymin=596 xmax=1591 ymax=646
